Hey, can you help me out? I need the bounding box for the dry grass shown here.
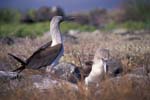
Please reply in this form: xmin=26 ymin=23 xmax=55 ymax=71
xmin=0 ymin=31 xmax=150 ymax=100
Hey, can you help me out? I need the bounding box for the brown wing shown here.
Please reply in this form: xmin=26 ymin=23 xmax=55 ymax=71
xmin=26 ymin=43 xmax=62 ymax=69
xmin=27 ymin=41 xmax=52 ymax=61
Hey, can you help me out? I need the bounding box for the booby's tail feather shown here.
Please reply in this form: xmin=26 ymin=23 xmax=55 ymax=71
xmin=8 ymin=53 xmax=26 ymax=65
xmin=8 ymin=53 xmax=26 ymax=73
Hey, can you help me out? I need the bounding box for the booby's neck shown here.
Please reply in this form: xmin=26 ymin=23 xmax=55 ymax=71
xmin=50 ymin=21 xmax=62 ymax=46
xmin=92 ymin=60 xmax=104 ymax=73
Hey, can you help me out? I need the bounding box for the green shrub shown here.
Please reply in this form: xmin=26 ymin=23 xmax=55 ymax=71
xmin=61 ymin=22 xmax=96 ymax=32
xmin=122 ymin=21 xmax=145 ymax=30
xmin=122 ymin=0 xmax=150 ymax=21
xmin=103 ymin=21 xmax=118 ymax=31
xmin=0 ymin=22 xmax=49 ymax=37
xmin=0 ymin=22 xmax=96 ymax=38
xmin=144 ymin=19 xmax=150 ymax=29
xmin=102 ymin=20 xmax=150 ymax=31
xmin=0 ymin=9 xmax=21 ymax=23
xmin=122 ymin=20 xmax=150 ymax=30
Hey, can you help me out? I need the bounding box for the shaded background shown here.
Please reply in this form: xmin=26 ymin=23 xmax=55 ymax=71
xmin=0 ymin=0 xmax=150 ymax=37
xmin=0 ymin=0 xmax=123 ymax=13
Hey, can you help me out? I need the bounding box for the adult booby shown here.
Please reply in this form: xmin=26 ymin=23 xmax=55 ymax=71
xmin=8 ymin=16 xmax=74 ymax=73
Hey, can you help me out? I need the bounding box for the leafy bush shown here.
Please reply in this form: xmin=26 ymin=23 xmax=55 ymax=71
xmin=0 ymin=9 xmax=21 ymax=23
xmin=102 ymin=20 xmax=150 ymax=31
xmin=0 ymin=22 xmax=49 ymax=37
xmin=22 ymin=6 xmax=65 ymax=23
xmin=103 ymin=21 xmax=118 ymax=31
xmin=89 ymin=8 xmax=108 ymax=26
xmin=122 ymin=0 xmax=150 ymax=21
xmin=144 ymin=19 xmax=150 ymax=29
xmin=61 ymin=22 xmax=96 ymax=32
xmin=0 ymin=22 xmax=96 ymax=38
xmin=122 ymin=21 xmax=145 ymax=30
xmin=121 ymin=20 xmax=150 ymax=30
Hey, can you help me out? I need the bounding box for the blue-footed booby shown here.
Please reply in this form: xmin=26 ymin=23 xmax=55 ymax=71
xmin=8 ymin=16 xmax=74 ymax=73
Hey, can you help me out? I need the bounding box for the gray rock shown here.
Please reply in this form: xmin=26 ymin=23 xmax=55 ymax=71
xmin=0 ymin=72 xmax=78 ymax=92
xmin=51 ymin=62 xmax=81 ymax=83
xmin=63 ymin=34 xmax=78 ymax=44
xmin=0 ymin=71 xmax=19 ymax=79
xmin=112 ymin=28 xmax=129 ymax=35
xmin=31 ymin=74 xmax=59 ymax=90
xmin=107 ymin=58 xmax=123 ymax=77
xmin=68 ymin=29 xmax=80 ymax=37
xmin=31 ymin=74 xmax=78 ymax=91
xmin=0 ymin=37 xmax=15 ymax=45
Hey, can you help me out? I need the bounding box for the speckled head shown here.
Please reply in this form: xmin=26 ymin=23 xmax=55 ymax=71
xmin=94 ymin=48 xmax=110 ymax=62
xmin=94 ymin=48 xmax=110 ymax=73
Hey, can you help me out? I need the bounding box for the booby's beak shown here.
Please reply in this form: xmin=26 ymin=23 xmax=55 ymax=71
xmin=63 ymin=16 xmax=75 ymax=21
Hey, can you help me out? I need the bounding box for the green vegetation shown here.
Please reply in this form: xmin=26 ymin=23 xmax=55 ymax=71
xmin=0 ymin=9 xmax=21 ymax=23
xmin=103 ymin=0 xmax=150 ymax=31
xmin=0 ymin=22 xmax=49 ymax=37
xmin=0 ymin=22 xmax=96 ymax=38
xmin=103 ymin=21 xmax=118 ymax=31
xmin=103 ymin=20 xmax=150 ymax=31
xmin=122 ymin=20 xmax=150 ymax=30
xmin=0 ymin=8 xmax=97 ymax=38
xmin=122 ymin=0 xmax=150 ymax=21
xmin=61 ymin=22 xmax=96 ymax=32
xmin=0 ymin=0 xmax=149 ymax=37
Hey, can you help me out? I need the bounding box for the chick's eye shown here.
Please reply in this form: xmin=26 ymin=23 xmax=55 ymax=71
xmin=101 ymin=58 xmax=106 ymax=61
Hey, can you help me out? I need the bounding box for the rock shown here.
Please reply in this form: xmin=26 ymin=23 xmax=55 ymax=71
xmin=32 ymin=74 xmax=78 ymax=91
xmin=107 ymin=58 xmax=123 ymax=77
xmin=0 ymin=71 xmax=19 ymax=79
xmin=51 ymin=62 xmax=81 ymax=83
xmin=134 ymin=30 xmax=146 ymax=34
xmin=92 ymin=30 xmax=101 ymax=34
xmin=112 ymin=28 xmax=129 ymax=35
xmin=62 ymin=34 xmax=78 ymax=44
xmin=68 ymin=30 xmax=80 ymax=37
xmin=0 ymin=71 xmax=78 ymax=92
xmin=0 ymin=37 xmax=15 ymax=45
xmin=31 ymin=74 xmax=59 ymax=90
xmin=126 ymin=36 xmax=141 ymax=41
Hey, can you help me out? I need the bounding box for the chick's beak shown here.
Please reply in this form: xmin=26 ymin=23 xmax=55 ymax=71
xmin=103 ymin=61 xmax=108 ymax=73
